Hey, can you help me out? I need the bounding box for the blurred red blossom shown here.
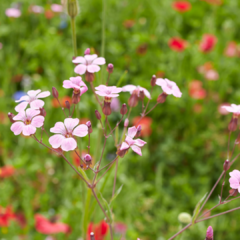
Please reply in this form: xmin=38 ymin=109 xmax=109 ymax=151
xmin=15 ymin=213 xmax=27 ymax=228
xmin=199 ymin=34 xmax=217 ymax=53
xmin=132 ymin=117 xmax=152 ymax=137
xmin=51 ymin=96 xmax=72 ymax=108
xmin=0 ymin=206 xmax=15 ymax=227
xmin=169 ymin=37 xmax=187 ymax=52
xmin=0 ymin=166 xmax=15 ymax=178
xmin=45 ymin=10 xmax=54 ymax=19
xmin=87 ymin=221 xmax=109 ymax=240
xmin=197 ymin=62 xmax=213 ymax=74
xmin=189 ymin=80 xmax=206 ymax=99
xmin=224 ymin=41 xmax=239 ymax=57
xmin=35 ymin=214 xmax=71 ymax=234
xmin=172 ymin=1 xmax=191 ymax=12
xmin=204 ymin=69 xmax=219 ymax=81
xmin=71 ymin=149 xmax=92 ymax=167
xmin=114 ymin=222 xmax=127 ymax=235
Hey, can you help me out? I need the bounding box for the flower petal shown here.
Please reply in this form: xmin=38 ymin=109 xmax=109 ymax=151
xmin=92 ymin=57 xmax=106 ymax=65
xmin=120 ymin=141 xmax=130 ymax=151
xmin=229 ymin=170 xmax=240 ymax=182
xmin=27 ymin=90 xmax=41 ymax=97
xmin=15 ymin=102 xmax=29 ymax=112
xmin=64 ymin=118 xmax=79 ymax=131
xmin=127 ymin=126 xmax=137 ymax=138
xmin=26 ymin=109 xmax=40 ymax=120
xmin=122 ymin=85 xmax=137 ymax=93
xmin=87 ymin=65 xmax=100 ymax=73
xmin=50 ymin=122 xmax=67 ymax=135
xmin=74 ymin=64 xmax=87 ymax=75
xmin=10 ymin=122 xmax=24 ymax=135
xmin=61 ymin=137 xmax=77 ymax=151
xmin=63 ymin=80 xmax=74 ymax=89
xmin=31 ymin=116 xmax=44 ymax=128
xmin=229 ymin=177 xmax=240 ymax=189
xmin=22 ymin=125 xmax=36 ymax=136
xmin=85 ymin=54 xmax=98 ymax=63
xmin=134 ymin=138 xmax=147 ymax=147
xmin=30 ymin=99 xmax=45 ymax=109
xmin=49 ymin=134 xmax=65 ymax=148
xmin=37 ymin=91 xmax=51 ymax=99
xmin=140 ymin=87 xmax=151 ymax=99
xmin=72 ymin=124 xmax=88 ymax=137
xmin=15 ymin=95 xmax=30 ymax=103
xmin=131 ymin=145 xmax=142 ymax=156
xmin=95 ymin=91 xmax=108 ymax=97
xmin=72 ymin=56 xmax=86 ymax=64
xmin=13 ymin=112 xmax=26 ymax=121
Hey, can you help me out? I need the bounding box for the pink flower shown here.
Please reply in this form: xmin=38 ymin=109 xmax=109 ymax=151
xmin=168 ymin=37 xmax=187 ymax=52
xmin=119 ymin=126 xmax=146 ymax=156
xmin=10 ymin=109 xmax=44 ymax=136
xmin=5 ymin=8 xmax=21 ymax=18
xmin=51 ymin=4 xmax=63 ymax=12
xmin=229 ymin=170 xmax=240 ymax=193
xmin=15 ymin=89 xmax=50 ymax=112
xmin=204 ymin=69 xmax=219 ymax=81
xmin=218 ymin=103 xmax=230 ymax=115
xmin=49 ymin=118 xmax=88 ymax=152
xmin=95 ymin=85 xmax=122 ymax=98
xmin=73 ymin=54 xmax=106 ymax=75
xmin=156 ymin=78 xmax=182 ymax=97
xmin=63 ymin=76 xmax=88 ymax=96
xmin=221 ymin=104 xmax=240 ymax=115
xmin=122 ymin=85 xmax=151 ymax=99
xmin=224 ymin=41 xmax=239 ymax=57
xmin=30 ymin=5 xmax=44 ymax=14
xmin=199 ymin=34 xmax=217 ymax=53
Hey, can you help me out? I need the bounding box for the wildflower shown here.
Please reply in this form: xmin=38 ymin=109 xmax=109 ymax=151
xmin=118 ymin=126 xmax=147 ymax=157
xmin=168 ymin=37 xmax=187 ymax=52
xmin=63 ymin=76 xmax=88 ymax=95
xmin=95 ymin=85 xmax=122 ymax=115
xmin=206 ymin=226 xmax=213 ymax=240
xmin=5 ymin=8 xmax=21 ymax=18
xmin=73 ymin=54 xmax=106 ymax=75
xmin=30 ymin=5 xmax=44 ymax=14
xmin=0 ymin=166 xmax=15 ymax=178
xmin=197 ymin=62 xmax=213 ymax=75
xmin=35 ymin=214 xmax=70 ymax=234
xmin=204 ymin=69 xmax=219 ymax=81
xmin=199 ymin=34 xmax=217 ymax=53
xmin=0 ymin=206 xmax=15 ymax=227
xmin=15 ymin=89 xmax=50 ymax=112
xmin=132 ymin=117 xmax=152 ymax=137
xmin=218 ymin=103 xmax=230 ymax=115
xmin=122 ymin=85 xmax=151 ymax=99
xmin=114 ymin=222 xmax=127 ymax=236
xmin=224 ymin=41 xmax=239 ymax=57
xmin=15 ymin=213 xmax=27 ymax=228
xmin=222 ymin=104 xmax=240 ymax=131
xmin=49 ymin=118 xmax=88 ymax=152
xmin=189 ymin=80 xmax=206 ymax=99
xmin=10 ymin=109 xmax=45 ymax=136
xmin=229 ymin=170 xmax=240 ymax=193
xmin=87 ymin=221 xmax=109 ymax=240
xmin=172 ymin=1 xmax=191 ymax=12
xmin=45 ymin=10 xmax=54 ymax=19
xmin=156 ymin=78 xmax=182 ymax=98
xmin=51 ymin=4 xmax=63 ymax=12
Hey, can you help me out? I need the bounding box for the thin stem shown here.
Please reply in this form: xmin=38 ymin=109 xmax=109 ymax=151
xmin=228 ymin=132 xmax=231 ymax=159
xmin=43 ymin=128 xmax=50 ymax=137
xmin=143 ymin=86 xmax=153 ymax=114
xmin=144 ymin=102 xmax=158 ymax=116
xmin=220 ymin=172 xmax=226 ymax=203
xmin=106 ymin=115 xmax=124 ymax=138
xmin=70 ymin=17 xmax=78 ymax=56
xmin=112 ymin=158 xmax=118 ymax=197
xmin=98 ymin=157 xmax=118 ymax=172
xmin=230 ymin=152 xmax=240 ymax=166
xmin=71 ymin=104 xmax=75 ymax=117
xmin=57 ymin=98 xmax=67 ymax=117
xmin=168 ymin=223 xmax=192 ymax=240
xmin=88 ymin=133 xmax=90 ymax=154
xmin=90 ymin=82 xmax=102 ymax=107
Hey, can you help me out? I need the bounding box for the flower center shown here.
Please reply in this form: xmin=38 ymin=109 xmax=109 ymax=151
xmin=25 ymin=119 xmax=31 ymax=125
xmin=167 ymin=83 xmax=173 ymax=89
xmin=104 ymin=96 xmax=112 ymax=103
xmin=73 ymin=88 xmax=80 ymax=95
xmin=65 ymin=132 xmax=73 ymax=138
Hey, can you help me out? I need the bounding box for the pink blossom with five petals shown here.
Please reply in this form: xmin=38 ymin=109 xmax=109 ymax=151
xmin=15 ymin=90 xmax=50 ymax=112
xmin=10 ymin=109 xmax=44 ymax=136
xmin=63 ymin=76 xmax=88 ymax=95
xmin=5 ymin=8 xmax=21 ymax=18
xmin=95 ymin=85 xmax=122 ymax=98
xmin=221 ymin=104 xmax=240 ymax=115
xmin=229 ymin=170 xmax=240 ymax=193
xmin=49 ymin=118 xmax=88 ymax=152
xmin=120 ymin=126 xmax=147 ymax=156
xmin=73 ymin=54 xmax=106 ymax=75
xmin=156 ymin=78 xmax=182 ymax=97
xmin=122 ymin=85 xmax=151 ymax=99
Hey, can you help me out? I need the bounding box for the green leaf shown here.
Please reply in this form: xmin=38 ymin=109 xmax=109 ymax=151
xmin=192 ymin=192 xmax=208 ymax=224
xmin=98 ymin=191 xmax=113 ymax=224
xmin=110 ymin=184 xmax=123 ymax=205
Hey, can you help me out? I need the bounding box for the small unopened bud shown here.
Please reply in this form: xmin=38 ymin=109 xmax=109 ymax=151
xmin=40 ymin=107 xmax=46 ymax=117
xmin=205 ymin=226 xmax=213 ymax=240
xmin=52 ymin=87 xmax=59 ymax=99
xmin=84 ymin=48 xmax=90 ymax=55
xmin=157 ymin=92 xmax=168 ymax=103
xmin=90 ymin=232 xmax=95 ymax=240
xmin=107 ymin=63 xmax=114 ymax=73
xmin=67 ymin=0 xmax=79 ymax=18
xmin=139 ymin=90 xmax=145 ymax=100
xmin=86 ymin=121 xmax=92 ymax=133
xmin=136 ymin=125 xmax=142 ymax=137
xmin=124 ymin=118 xmax=129 ymax=127
xmin=84 ymin=154 xmax=92 ymax=165
xmin=151 ymin=75 xmax=156 ymax=87
xmin=95 ymin=110 xmax=101 ymax=120
xmin=65 ymin=101 xmax=71 ymax=109
xmin=228 ymin=115 xmax=238 ymax=132
xmin=85 ymin=71 xmax=94 ymax=82
xmin=8 ymin=112 xmax=15 ymax=123
xmin=120 ymin=103 xmax=127 ymax=115
xmin=178 ymin=212 xmax=191 ymax=224
xmin=229 ymin=188 xmax=238 ymax=196
xmin=223 ymin=159 xmax=230 ymax=171
xmin=72 ymin=93 xmax=80 ymax=104
xmin=128 ymin=91 xmax=138 ymax=107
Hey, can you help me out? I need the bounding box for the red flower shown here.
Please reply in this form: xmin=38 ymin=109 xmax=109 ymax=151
xmin=169 ymin=37 xmax=187 ymax=52
xmin=172 ymin=1 xmax=191 ymax=12
xmin=87 ymin=221 xmax=109 ymax=240
xmin=132 ymin=117 xmax=152 ymax=137
xmin=51 ymin=96 xmax=72 ymax=108
xmin=189 ymin=80 xmax=206 ymax=99
xmin=0 ymin=166 xmax=15 ymax=178
xmin=0 ymin=206 xmax=16 ymax=227
xmin=199 ymin=34 xmax=217 ymax=53
xmin=35 ymin=214 xmax=71 ymax=234
xmin=15 ymin=213 xmax=27 ymax=228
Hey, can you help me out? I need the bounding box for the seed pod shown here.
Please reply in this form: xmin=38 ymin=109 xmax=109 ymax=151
xmin=95 ymin=110 xmax=101 ymax=120
xmin=229 ymin=189 xmax=238 ymax=196
xmin=139 ymin=90 xmax=145 ymax=100
xmin=128 ymin=91 xmax=138 ymax=107
xmin=228 ymin=115 xmax=238 ymax=132
xmin=72 ymin=93 xmax=80 ymax=104
xmin=157 ymin=92 xmax=168 ymax=103
xmin=223 ymin=159 xmax=230 ymax=171
xmin=40 ymin=107 xmax=46 ymax=117
xmin=85 ymin=71 xmax=94 ymax=82
xmin=67 ymin=0 xmax=79 ymax=18
xmin=103 ymin=101 xmax=111 ymax=116
xmin=65 ymin=101 xmax=71 ymax=109
xmin=151 ymin=75 xmax=156 ymax=87
xmin=52 ymin=87 xmax=59 ymax=99
xmin=120 ymin=103 xmax=127 ymax=115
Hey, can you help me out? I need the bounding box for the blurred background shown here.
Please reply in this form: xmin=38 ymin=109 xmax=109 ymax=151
xmin=1 ymin=0 xmax=240 ymax=239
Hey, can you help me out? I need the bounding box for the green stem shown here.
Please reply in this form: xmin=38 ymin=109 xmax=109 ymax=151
xmin=83 ymin=188 xmax=92 ymax=240
xmin=70 ymin=17 xmax=78 ymax=57
xmin=101 ymin=0 xmax=106 ymax=83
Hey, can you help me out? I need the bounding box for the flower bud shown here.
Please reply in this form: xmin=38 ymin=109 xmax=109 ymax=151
xmin=103 ymin=100 xmax=111 ymax=116
xmin=136 ymin=125 xmax=142 ymax=137
xmin=229 ymin=188 xmax=238 ymax=196
xmin=205 ymin=226 xmax=213 ymax=240
xmin=95 ymin=110 xmax=101 ymax=120
xmin=85 ymin=71 xmax=94 ymax=82
xmin=107 ymin=63 xmax=114 ymax=73
xmin=228 ymin=115 xmax=238 ymax=132
xmin=84 ymin=154 xmax=92 ymax=165
xmin=84 ymin=48 xmax=90 ymax=55
xmin=65 ymin=101 xmax=71 ymax=109
xmin=8 ymin=112 xmax=15 ymax=123
xmin=178 ymin=212 xmax=191 ymax=224
xmin=40 ymin=107 xmax=46 ymax=117
xmin=86 ymin=121 xmax=93 ymax=133
xmin=90 ymin=232 xmax=95 ymax=240
xmin=151 ymin=75 xmax=156 ymax=87
xmin=128 ymin=91 xmax=138 ymax=107
xmin=157 ymin=92 xmax=168 ymax=103
xmin=223 ymin=159 xmax=230 ymax=171
xmin=120 ymin=103 xmax=127 ymax=115
xmin=124 ymin=118 xmax=129 ymax=127
xmin=139 ymin=90 xmax=145 ymax=100
xmin=52 ymin=87 xmax=59 ymax=99
xmin=67 ymin=0 xmax=79 ymax=18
